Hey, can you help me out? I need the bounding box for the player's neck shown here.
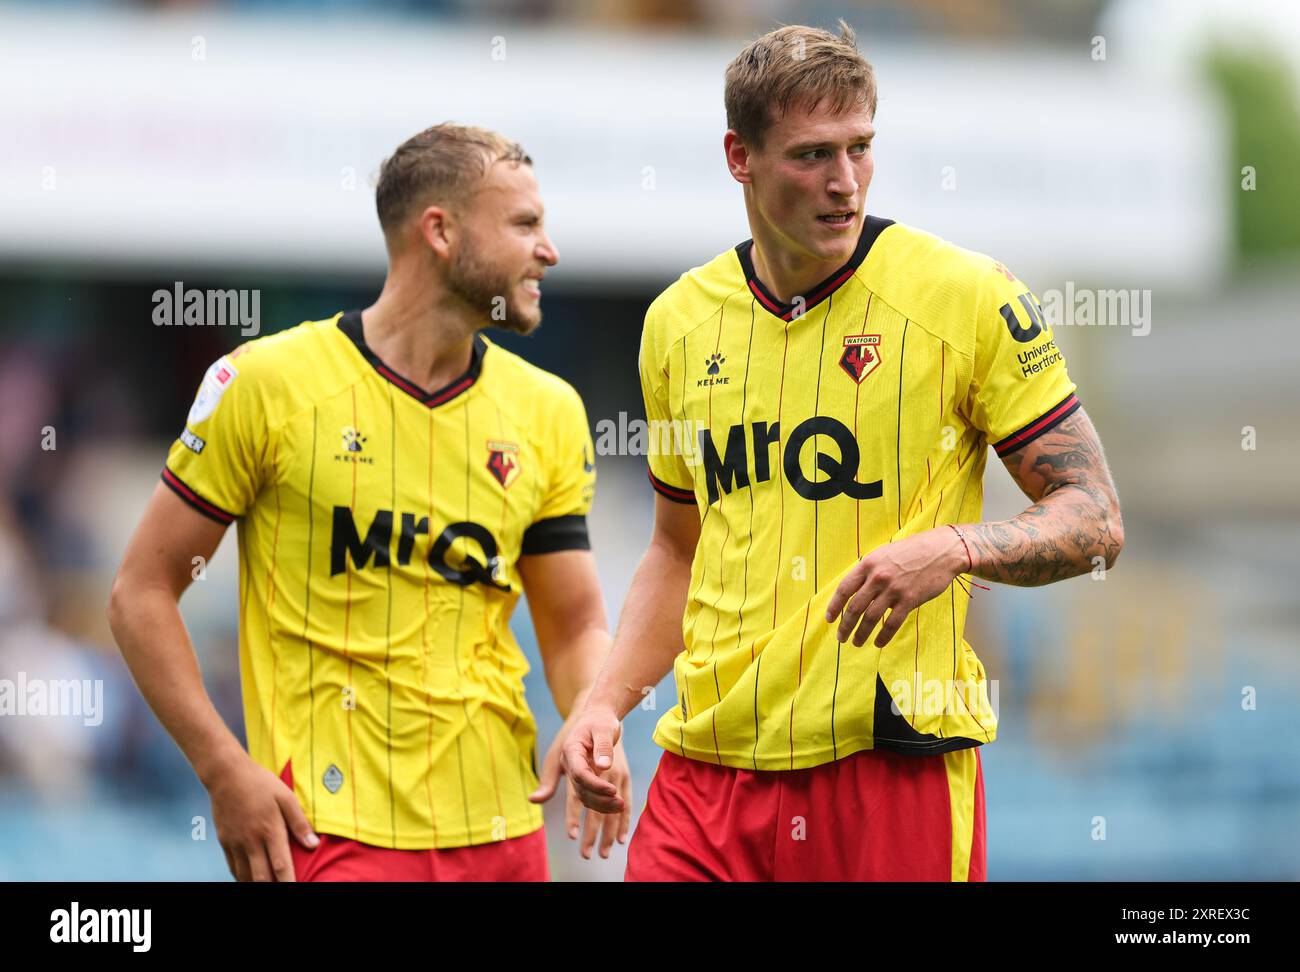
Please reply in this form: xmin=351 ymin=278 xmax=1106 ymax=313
xmin=361 ymin=283 xmax=480 ymax=394
xmin=746 ymin=233 xmax=843 ymax=305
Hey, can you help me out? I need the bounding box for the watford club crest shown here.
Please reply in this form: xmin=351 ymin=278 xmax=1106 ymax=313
xmin=840 ymin=334 xmax=882 ymax=384
xmin=486 ymin=440 xmax=521 ymax=489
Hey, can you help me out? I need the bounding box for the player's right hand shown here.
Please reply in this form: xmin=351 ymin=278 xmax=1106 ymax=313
xmin=207 ymin=753 xmax=319 ymax=882
xmin=560 ymin=704 xmax=625 ymax=815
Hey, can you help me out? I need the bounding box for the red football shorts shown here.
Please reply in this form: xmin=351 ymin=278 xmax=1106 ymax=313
xmin=625 ymin=746 xmax=985 ymax=882
xmin=287 ymin=827 xmax=548 ymax=882
xmin=278 ymin=760 xmax=549 ymax=882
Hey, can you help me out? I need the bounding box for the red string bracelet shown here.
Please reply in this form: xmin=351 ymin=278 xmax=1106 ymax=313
xmin=947 ymin=524 xmax=991 ymax=591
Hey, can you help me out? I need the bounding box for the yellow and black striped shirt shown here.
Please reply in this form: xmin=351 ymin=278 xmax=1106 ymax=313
xmin=164 ymin=311 xmax=596 ymax=848
xmin=640 ymin=217 xmax=1078 ymax=769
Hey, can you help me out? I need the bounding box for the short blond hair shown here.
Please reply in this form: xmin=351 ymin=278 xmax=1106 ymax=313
xmin=724 ymin=21 xmax=877 ymax=150
xmin=375 ymin=123 xmax=531 ymax=235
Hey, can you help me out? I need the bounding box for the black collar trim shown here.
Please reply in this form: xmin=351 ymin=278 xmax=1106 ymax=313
xmin=735 ymin=215 xmax=893 ymax=322
xmin=337 ymin=311 xmax=486 ymax=408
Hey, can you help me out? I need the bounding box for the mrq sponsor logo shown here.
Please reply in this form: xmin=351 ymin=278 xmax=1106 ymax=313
xmin=50 ymin=902 xmax=151 ymax=952
xmin=0 ymin=672 xmax=103 ymax=727
xmin=152 ymin=281 xmax=260 ymax=335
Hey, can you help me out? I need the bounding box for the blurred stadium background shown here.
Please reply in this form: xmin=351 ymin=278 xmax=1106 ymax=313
xmin=1 ymin=0 xmax=1297 ymax=881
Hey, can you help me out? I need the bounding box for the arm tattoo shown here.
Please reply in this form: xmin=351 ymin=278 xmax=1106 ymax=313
xmin=962 ymin=408 xmax=1124 ymax=586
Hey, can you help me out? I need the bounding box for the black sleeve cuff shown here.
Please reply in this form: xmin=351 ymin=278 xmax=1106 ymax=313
xmin=521 ymin=514 xmax=590 ymax=555
xmin=991 ymin=393 xmax=1081 ymax=457
xmin=647 ymin=468 xmax=694 ymax=504
xmin=161 ymin=467 xmax=237 ymax=525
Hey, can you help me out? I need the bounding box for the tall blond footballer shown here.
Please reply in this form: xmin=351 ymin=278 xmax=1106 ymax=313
xmin=564 ymin=23 xmax=1123 ymax=882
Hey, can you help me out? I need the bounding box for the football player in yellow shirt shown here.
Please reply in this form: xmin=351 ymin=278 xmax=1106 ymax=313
xmin=563 ymin=22 xmax=1124 ymax=881
xmin=108 ymin=124 xmax=631 ymax=881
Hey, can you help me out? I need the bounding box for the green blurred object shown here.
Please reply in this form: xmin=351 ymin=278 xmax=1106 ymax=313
xmin=1205 ymin=44 xmax=1300 ymax=258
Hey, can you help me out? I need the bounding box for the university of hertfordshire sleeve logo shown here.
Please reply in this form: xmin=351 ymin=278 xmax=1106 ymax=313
xmin=840 ymin=334 xmax=882 ymax=383
xmin=486 ymin=439 xmax=521 ymax=488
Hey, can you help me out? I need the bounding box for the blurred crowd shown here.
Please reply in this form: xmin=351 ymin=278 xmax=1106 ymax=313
xmin=3 ymin=0 xmax=1107 ymax=39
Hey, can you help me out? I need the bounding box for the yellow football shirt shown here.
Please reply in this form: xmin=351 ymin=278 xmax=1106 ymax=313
xmin=164 ymin=311 xmax=596 ymax=849
xmin=640 ymin=217 xmax=1078 ymax=769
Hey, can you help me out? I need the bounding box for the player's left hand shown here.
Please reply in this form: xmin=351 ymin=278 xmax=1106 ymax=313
xmin=529 ymin=723 xmax=632 ymax=861
xmin=824 ymin=526 xmax=968 ymax=648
